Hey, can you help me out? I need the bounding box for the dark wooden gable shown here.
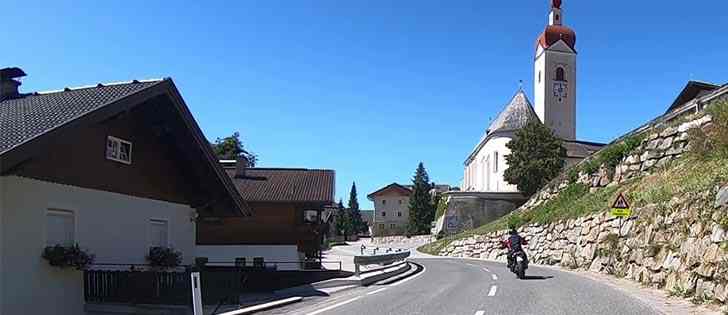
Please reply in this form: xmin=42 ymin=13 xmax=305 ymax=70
xmin=11 ymin=93 xmax=238 ymax=215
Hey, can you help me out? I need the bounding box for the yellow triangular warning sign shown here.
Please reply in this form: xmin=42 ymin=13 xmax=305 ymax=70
xmin=612 ymin=193 xmax=630 ymax=209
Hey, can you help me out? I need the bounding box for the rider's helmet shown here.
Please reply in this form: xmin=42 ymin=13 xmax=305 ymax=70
xmin=509 ymin=229 xmax=518 ymax=235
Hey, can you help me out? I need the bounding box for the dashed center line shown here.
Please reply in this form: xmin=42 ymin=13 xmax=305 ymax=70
xmin=475 ymin=311 xmax=485 ymax=315
xmin=367 ymin=288 xmax=388 ymax=295
xmin=491 ymin=274 xmax=498 ymax=281
xmin=488 ymin=285 xmax=498 ymax=297
xmin=306 ymin=296 xmax=361 ymax=315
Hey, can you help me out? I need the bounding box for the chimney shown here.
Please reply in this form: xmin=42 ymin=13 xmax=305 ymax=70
xmin=0 ymin=67 xmax=27 ymax=100
xmin=234 ymin=157 xmax=249 ymax=178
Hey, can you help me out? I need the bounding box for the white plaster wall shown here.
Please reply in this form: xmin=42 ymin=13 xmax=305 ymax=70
xmin=196 ymin=245 xmax=301 ymax=271
xmin=464 ymin=136 xmax=518 ymax=193
xmin=372 ymin=195 xmax=410 ymax=228
xmin=0 ymin=176 xmax=196 ymax=315
xmin=534 ymin=41 xmax=577 ymax=140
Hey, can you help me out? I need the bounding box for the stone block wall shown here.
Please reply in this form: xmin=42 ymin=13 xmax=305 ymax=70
xmin=438 ymin=112 xmax=728 ymax=306
xmin=440 ymin=197 xmax=728 ymax=303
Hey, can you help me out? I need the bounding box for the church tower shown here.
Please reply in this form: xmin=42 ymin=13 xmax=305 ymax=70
xmin=534 ymin=0 xmax=577 ymax=140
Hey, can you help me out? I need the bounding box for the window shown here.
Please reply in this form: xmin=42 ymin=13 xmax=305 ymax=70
xmin=379 ymin=224 xmax=385 ymax=230
xmin=397 ymin=212 xmax=402 ymax=217
xmin=149 ymin=219 xmax=169 ymax=248
xmin=106 ymin=136 xmax=132 ymax=164
xmin=46 ymin=209 xmax=75 ymax=247
xmin=382 ymin=199 xmax=387 ymax=205
xmin=390 ymin=224 xmax=396 ymax=229
xmin=538 ymin=71 xmax=541 ymax=83
xmin=493 ymin=151 xmax=499 ymax=173
xmin=398 ymin=199 xmax=402 ymax=205
xmin=382 ymin=212 xmax=386 ymax=217
xmin=555 ymin=67 xmax=565 ymax=81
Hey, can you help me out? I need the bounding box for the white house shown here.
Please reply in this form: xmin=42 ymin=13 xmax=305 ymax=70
xmin=463 ymin=0 xmax=603 ymax=193
xmin=0 ymin=67 xmax=249 ymax=315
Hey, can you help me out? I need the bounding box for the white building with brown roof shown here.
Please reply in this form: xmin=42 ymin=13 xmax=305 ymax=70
xmin=0 ymin=67 xmax=248 ymax=314
xmin=463 ymin=1 xmax=603 ymax=193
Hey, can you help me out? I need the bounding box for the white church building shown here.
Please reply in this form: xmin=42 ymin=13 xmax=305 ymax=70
xmin=463 ymin=0 xmax=603 ymax=193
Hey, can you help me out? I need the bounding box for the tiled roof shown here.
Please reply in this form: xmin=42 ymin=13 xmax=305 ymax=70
xmin=485 ymin=90 xmax=539 ymax=135
xmin=0 ymin=80 xmax=163 ymax=155
xmin=563 ymin=140 xmax=605 ymax=158
xmin=367 ymin=183 xmax=412 ymax=200
xmin=225 ymin=167 xmax=335 ymax=203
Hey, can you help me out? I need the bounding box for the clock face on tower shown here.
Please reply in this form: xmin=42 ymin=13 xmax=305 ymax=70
xmin=553 ymin=82 xmax=568 ymax=99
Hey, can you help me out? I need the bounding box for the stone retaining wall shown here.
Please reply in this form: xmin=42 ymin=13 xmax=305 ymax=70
xmin=440 ymin=196 xmax=728 ymax=303
xmin=521 ymin=114 xmax=712 ymax=213
xmin=438 ymin=112 xmax=728 ymax=307
xmin=372 ymin=234 xmax=434 ymax=245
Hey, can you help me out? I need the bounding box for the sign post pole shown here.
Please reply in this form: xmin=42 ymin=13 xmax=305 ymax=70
xmin=611 ymin=193 xmax=631 ymax=236
xmin=191 ymin=272 xmax=203 ymax=315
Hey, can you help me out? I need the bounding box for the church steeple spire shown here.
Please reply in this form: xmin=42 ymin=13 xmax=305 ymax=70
xmin=549 ymin=0 xmax=563 ymax=26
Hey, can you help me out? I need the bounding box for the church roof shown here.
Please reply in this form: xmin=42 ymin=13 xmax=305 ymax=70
xmin=537 ymin=25 xmax=576 ymax=52
xmin=465 ymin=90 xmax=539 ymax=164
xmin=485 ymin=89 xmax=539 ymax=135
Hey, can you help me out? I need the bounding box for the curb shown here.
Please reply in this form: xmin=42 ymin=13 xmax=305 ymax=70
xmin=216 ymin=297 xmax=303 ymax=315
xmin=304 ymin=260 xmax=411 ymax=290
xmin=374 ymin=262 xmax=422 ymax=286
xmin=360 ymin=261 xmax=412 ymax=286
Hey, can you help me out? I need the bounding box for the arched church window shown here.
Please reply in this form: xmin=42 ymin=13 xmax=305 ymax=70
xmin=555 ymin=67 xmax=565 ymax=81
xmin=493 ymin=151 xmax=499 ymax=173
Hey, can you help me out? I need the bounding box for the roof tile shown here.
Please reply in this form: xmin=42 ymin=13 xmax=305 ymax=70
xmin=0 ymin=80 xmax=162 ymax=154
xmin=226 ymin=168 xmax=335 ymax=203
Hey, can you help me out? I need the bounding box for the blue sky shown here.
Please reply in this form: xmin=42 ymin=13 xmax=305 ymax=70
xmin=3 ymin=1 xmax=727 ymax=209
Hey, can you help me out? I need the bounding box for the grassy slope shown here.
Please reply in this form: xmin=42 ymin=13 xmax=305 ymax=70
xmin=419 ymin=155 xmax=728 ymax=255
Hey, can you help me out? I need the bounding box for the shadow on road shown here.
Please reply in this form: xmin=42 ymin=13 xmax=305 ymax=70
xmin=521 ymin=275 xmax=554 ymax=280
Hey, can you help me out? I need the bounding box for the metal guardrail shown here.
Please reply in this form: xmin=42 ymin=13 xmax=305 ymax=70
xmin=353 ymin=251 xmax=410 ymax=276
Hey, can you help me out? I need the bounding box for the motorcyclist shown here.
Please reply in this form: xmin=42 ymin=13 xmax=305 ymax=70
xmin=502 ymin=228 xmax=528 ymax=270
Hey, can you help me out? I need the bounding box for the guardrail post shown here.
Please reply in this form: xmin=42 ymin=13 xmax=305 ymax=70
xmin=191 ymin=272 xmax=203 ymax=315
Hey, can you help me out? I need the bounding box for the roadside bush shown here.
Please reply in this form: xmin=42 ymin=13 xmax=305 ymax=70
xmin=507 ymin=214 xmax=525 ymax=230
xmin=435 ymin=196 xmax=449 ymax=220
xmin=575 ymin=133 xmax=645 ymax=176
xmin=42 ymin=244 xmax=95 ymax=270
xmin=689 ymin=100 xmax=728 ymax=159
xmin=146 ymin=247 xmax=183 ymax=269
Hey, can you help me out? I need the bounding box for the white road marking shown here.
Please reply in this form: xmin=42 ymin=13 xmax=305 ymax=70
xmin=482 ymin=267 xmax=490 ymax=272
xmin=367 ymin=288 xmax=388 ymax=295
xmin=306 ymin=296 xmax=362 ymax=315
xmin=475 ymin=311 xmax=485 ymax=315
xmin=389 ymin=264 xmax=426 ymax=287
xmin=488 ymin=285 xmax=498 ymax=297
xmin=491 ymin=274 xmax=498 ymax=281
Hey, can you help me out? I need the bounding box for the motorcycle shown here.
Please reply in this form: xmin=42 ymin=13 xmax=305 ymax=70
xmin=501 ymin=239 xmax=529 ymax=279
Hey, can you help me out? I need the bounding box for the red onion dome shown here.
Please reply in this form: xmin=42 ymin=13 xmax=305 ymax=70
xmin=537 ymin=25 xmax=576 ymax=51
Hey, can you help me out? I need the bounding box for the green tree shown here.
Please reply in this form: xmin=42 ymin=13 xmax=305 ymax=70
xmin=504 ymin=119 xmax=566 ymax=197
xmin=407 ymin=162 xmax=435 ymax=235
xmin=211 ymin=132 xmax=257 ymax=166
xmin=334 ymin=199 xmax=352 ymax=240
xmin=347 ymin=182 xmax=367 ymax=234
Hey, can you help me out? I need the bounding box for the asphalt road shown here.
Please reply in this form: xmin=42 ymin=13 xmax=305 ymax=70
xmin=259 ymin=257 xmax=660 ymax=315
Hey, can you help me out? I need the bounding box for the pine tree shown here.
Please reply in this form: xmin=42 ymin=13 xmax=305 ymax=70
xmin=407 ymin=162 xmax=435 ymax=235
xmin=334 ymin=199 xmax=352 ymax=240
xmin=348 ymin=182 xmax=366 ymax=234
xmin=504 ymin=119 xmax=566 ymax=197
